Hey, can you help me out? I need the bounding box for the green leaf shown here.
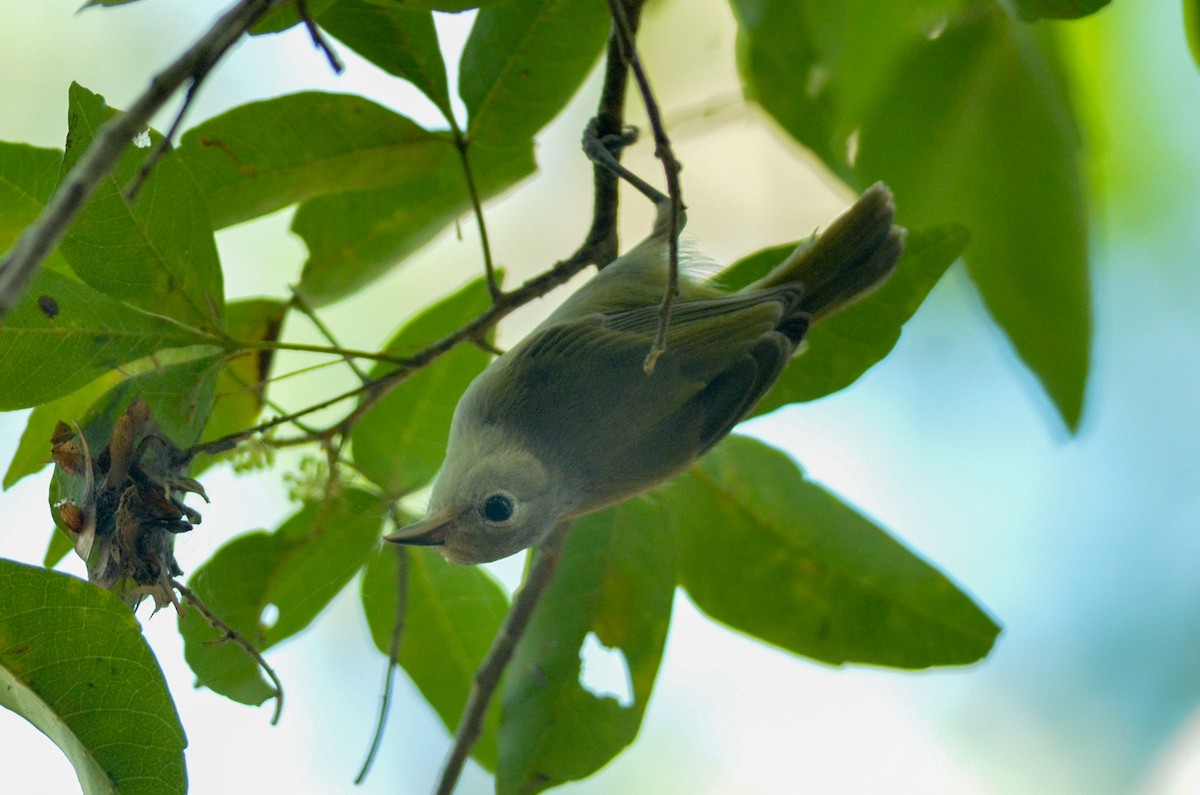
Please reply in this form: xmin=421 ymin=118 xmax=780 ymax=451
xmin=727 ymin=223 xmax=969 ymax=413
xmin=3 ymin=370 xmax=124 ymax=489
xmin=732 ymin=2 xmax=1091 ymax=429
xmin=662 ymin=435 xmax=1000 ymax=668
xmin=497 ymin=500 xmax=674 ymax=794
xmin=59 ymin=83 xmax=224 ymax=330
xmin=857 ymin=12 xmax=1090 ymax=429
xmin=0 ymin=559 xmax=187 ymax=795
xmin=361 ymin=545 xmax=509 ymax=769
xmin=179 ymin=489 xmax=384 ymax=705
xmin=178 ymin=92 xmax=455 ymax=229
xmin=251 ymin=0 xmax=340 ymax=34
xmin=194 ymin=299 xmax=287 ymax=467
xmin=294 ymin=138 xmax=534 ymax=306
xmin=0 ymin=142 xmax=62 ymax=252
xmin=1008 ymin=0 xmax=1111 ymax=20
xmin=317 ymin=2 xmax=453 ymax=119
xmin=351 ymin=277 xmax=493 ymax=495
xmin=365 ymin=0 xmax=506 ymax=10
xmin=460 ymin=0 xmax=611 ymax=144
xmin=0 ymin=268 xmax=215 ymax=410
xmin=1186 ymin=0 xmax=1200 ymax=70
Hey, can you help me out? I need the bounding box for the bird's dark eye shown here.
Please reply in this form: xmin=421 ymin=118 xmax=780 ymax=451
xmin=480 ymin=494 xmax=515 ymax=523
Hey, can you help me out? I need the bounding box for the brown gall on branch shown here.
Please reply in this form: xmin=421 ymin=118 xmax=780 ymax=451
xmin=0 ymin=0 xmax=290 ymax=318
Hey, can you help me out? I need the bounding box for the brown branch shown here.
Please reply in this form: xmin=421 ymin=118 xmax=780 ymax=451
xmin=173 ymin=578 xmax=285 ymax=726
xmin=0 ymin=0 xmax=287 ymax=318
xmin=603 ymin=0 xmax=684 ymax=374
xmin=355 ymin=545 xmax=410 ymax=785
xmin=433 ymin=520 xmax=574 ymax=795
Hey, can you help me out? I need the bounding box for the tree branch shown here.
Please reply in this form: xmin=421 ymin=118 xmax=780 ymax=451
xmin=0 ymin=0 xmax=286 ymax=318
xmin=355 ymin=545 xmax=410 ymax=784
xmin=433 ymin=520 xmax=574 ymax=795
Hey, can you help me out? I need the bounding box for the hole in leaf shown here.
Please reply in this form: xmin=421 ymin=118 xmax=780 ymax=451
xmin=260 ymin=603 xmax=279 ymax=631
xmin=578 ymin=632 xmax=634 ymax=708
xmin=132 ymin=129 xmax=151 ymax=149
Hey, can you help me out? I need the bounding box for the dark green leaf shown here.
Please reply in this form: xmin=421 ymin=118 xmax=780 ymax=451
xmin=460 ymin=0 xmax=611 ymax=144
xmin=251 ymin=0 xmax=340 ymax=34
xmin=361 ymin=545 xmax=509 ymax=769
xmin=294 ymin=138 xmax=533 ymax=306
xmin=59 ymin=84 xmax=224 ymax=329
xmin=0 ymin=559 xmax=187 ymax=795
xmin=739 ymin=224 xmax=969 ymax=412
xmin=317 ymin=2 xmax=453 ymax=119
xmin=351 ymin=277 xmax=493 ymax=495
xmin=856 ymin=12 xmax=1090 ymax=429
xmin=179 ymin=489 xmax=384 ymax=705
xmin=1008 ymin=0 xmax=1110 ymax=20
xmin=497 ymin=500 xmax=674 ymax=794
xmin=1186 ymin=0 xmax=1200 ymax=71
xmin=661 ymin=435 xmax=1000 ymax=668
xmin=178 ymin=92 xmax=455 ymax=229
xmin=365 ymin=0 xmax=506 ymax=10
xmin=0 ymin=268 xmax=216 ymax=410
xmin=732 ymin=3 xmax=1091 ymax=429
xmin=3 ymin=371 xmax=124 ymax=489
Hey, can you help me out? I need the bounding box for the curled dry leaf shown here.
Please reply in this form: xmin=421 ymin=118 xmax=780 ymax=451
xmin=51 ymin=396 xmax=206 ymax=612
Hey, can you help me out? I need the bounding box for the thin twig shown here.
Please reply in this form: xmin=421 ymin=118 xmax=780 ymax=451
xmin=173 ymin=578 xmax=285 ymax=725
xmin=454 ymin=134 xmax=502 ymax=302
xmin=289 ymin=287 xmax=371 ymax=383
xmin=296 ymin=0 xmax=344 ymax=73
xmin=356 ymin=545 xmax=410 ymax=785
xmin=604 ymin=0 xmax=684 ymax=374
xmin=0 ymin=0 xmax=286 ymax=318
xmin=433 ymin=521 xmax=574 ymax=795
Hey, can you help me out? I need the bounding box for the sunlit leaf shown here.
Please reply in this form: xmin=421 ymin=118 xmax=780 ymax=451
xmin=0 ymin=268 xmax=215 ymax=410
xmin=661 ymin=435 xmax=1000 ymax=668
xmin=497 ymin=500 xmax=674 ymax=794
xmin=361 ymin=545 xmax=509 ymax=769
xmin=351 ymin=277 xmax=493 ymax=496
xmin=460 ymin=0 xmax=611 ymax=144
xmin=59 ymin=83 xmax=224 ymax=330
xmin=178 ymin=92 xmax=454 ymax=229
xmin=317 ymin=2 xmax=453 ymax=119
xmin=0 ymin=559 xmax=187 ymax=795
xmin=293 ymin=138 xmax=533 ymax=306
xmin=179 ymin=489 xmax=384 ymax=705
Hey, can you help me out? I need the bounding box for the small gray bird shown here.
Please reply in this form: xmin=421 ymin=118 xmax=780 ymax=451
xmin=386 ymin=183 xmax=903 ymax=564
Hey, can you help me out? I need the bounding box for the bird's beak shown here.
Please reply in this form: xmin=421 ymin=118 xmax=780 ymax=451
xmin=383 ymin=509 xmax=456 ymax=547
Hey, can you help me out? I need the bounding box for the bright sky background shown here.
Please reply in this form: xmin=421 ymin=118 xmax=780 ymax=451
xmin=3 ymin=1 xmax=1200 ymax=794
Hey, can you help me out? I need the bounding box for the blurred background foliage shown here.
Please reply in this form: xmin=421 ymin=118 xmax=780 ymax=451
xmin=1 ymin=0 xmax=1199 ymax=793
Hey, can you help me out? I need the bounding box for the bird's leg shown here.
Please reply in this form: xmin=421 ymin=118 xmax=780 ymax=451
xmin=582 ymin=118 xmax=680 ymax=238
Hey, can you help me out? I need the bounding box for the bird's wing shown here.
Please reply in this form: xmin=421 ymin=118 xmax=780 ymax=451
xmin=477 ymin=288 xmax=800 ymax=510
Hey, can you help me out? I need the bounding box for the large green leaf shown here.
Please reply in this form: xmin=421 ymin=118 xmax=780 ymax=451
xmin=251 ymin=0 xmax=340 ymax=34
xmin=179 ymin=489 xmax=385 ymax=705
xmin=459 ymin=0 xmax=611 ymax=144
xmin=662 ymin=435 xmax=999 ymax=668
xmin=317 ymin=2 xmax=453 ymax=119
xmin=58 ymin=83 xmax=224 ymax=330
xmin=1008 ymin=0 xmax=1111 ymax=20
xmin=0 ymin=143 xmax=61 ymax=252
xmin=293 ymin=138 xmax=534 ymax=306
xmin=0 ymin=559 xmax=187 ymax=795
xmin=731 ymin=1 xmax=1091 ymax=430
xmin=178 ymin=93 xmax=455 ymax=229
xmin=715 ymin=223 xmax=969 ymax=413
xmin=497 ymin=500 xmax=674 ymax=794
xmin=366 ymin=0 xmax=507 ymax=10
xmin=0 ymin=268 xmax=216 ymax=410
xmin=361 ymin=544 xmax=509 ymax=769
xmin=351 ymin=276 xmax=493 ymax=496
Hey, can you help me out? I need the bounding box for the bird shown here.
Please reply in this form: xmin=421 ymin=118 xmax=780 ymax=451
xmin=385 ymin=181 xmax=904 ymax=564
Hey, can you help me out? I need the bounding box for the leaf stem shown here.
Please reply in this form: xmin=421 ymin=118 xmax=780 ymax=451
xmin=355 ymin=545 xmax=410 ymax=785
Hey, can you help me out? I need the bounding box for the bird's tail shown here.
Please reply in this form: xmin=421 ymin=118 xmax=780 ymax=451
xmin=751 ymin=183 xmax=905 ymax=324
